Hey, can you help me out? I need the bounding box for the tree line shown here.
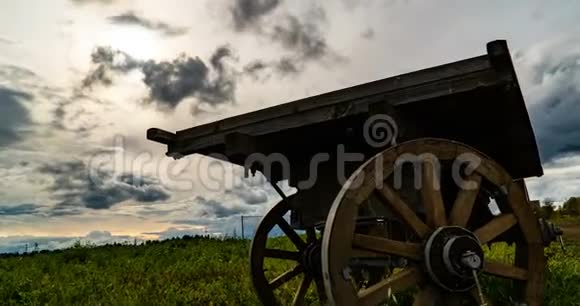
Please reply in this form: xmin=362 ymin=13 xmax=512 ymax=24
xmin=539 ymin=196 xmax=580 ymax=219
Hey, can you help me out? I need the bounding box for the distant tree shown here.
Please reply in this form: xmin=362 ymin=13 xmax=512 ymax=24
xmin=562 ymin=197 xmax=580 ymax=216
xmin=540 ymin=199 xmax=555 ymax=219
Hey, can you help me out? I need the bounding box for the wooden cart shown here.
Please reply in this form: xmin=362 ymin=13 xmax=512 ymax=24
xmin=147 ymin=40 xmax=562 ymax=306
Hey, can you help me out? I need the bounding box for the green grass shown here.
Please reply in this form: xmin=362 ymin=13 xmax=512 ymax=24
xmin=0 ymin=236 xmax=579 ymax=305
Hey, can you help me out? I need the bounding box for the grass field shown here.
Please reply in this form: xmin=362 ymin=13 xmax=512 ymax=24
xmin=0 ymin=230 xmax=579 ymax=305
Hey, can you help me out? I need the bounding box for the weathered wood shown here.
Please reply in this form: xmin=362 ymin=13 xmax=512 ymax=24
xmin=352 ymin=234 xmax=421 ymax=260
xmin=146 ymin=128 xmax=176 ymax=144
xmin=292 ymin=275 xmax=312 ymax=306
xmin=269 ymin=265 xmax=304 ymax=289
xmin=421 ymin=158 xmax=447 ymax=228
xmin=357 ymin=267 xmax=422 ymax=306
xmin=508 ymin=180 xmax=544 ymax=244
xmin=175 ymin=56 xmax=491 ymax=141
xmin=474 ymin=213 xmax=517 ymax=244
xmin=375 ymin=185 xmax=432 ymax=238
xmin=483 ymin=260 xmax=528 ymax=280
xmin=277 ymin=217 xmax=307 ymax=251
xmin=175 ymin=70 xmax=503 ymax=155
xmin=224 ymin=132 xmax=257 ymax=157
xmin=524 ymin=244 xmax=546 ymax=306
xmin=263 ymin=249 xmax=300 ymax=261
xmin=449 ymin=173 xmax=482 ymax=227
xmin=321 ymin=138 xmax=546 ymax=305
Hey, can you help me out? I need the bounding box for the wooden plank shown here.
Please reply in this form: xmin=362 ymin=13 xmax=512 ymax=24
xmin=352 ymin=234 xmax=421 ymax=260
xmin=224 ymin=132 xmax=257 ymax=157
xmin=146 ymin=128 xmax=176 ymax=145
xmin=175 ymin=55 xmax=491 ymax=141
xmin=173 ymin=69 xmax=502 ymax=154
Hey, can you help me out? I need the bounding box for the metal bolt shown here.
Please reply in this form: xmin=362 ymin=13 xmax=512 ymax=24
xmin=342 ymin=266 xmax=352 ymax=281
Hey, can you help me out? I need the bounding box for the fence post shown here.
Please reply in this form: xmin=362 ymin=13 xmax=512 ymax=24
xmin=241 ymin=215 xmax=245 ymax=239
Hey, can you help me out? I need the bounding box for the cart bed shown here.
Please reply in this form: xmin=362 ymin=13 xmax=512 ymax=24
xmin=148 ymin=40 xmax=543 ymax=180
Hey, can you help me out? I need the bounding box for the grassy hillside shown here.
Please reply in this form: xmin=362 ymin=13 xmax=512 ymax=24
xmin=0 ymin=235 xmax=579 ymax=305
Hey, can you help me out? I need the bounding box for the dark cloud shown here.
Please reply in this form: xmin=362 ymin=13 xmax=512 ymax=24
xmin=0 ymin=87 xmax=33 ymax=147
xmin=243 ymin=57 xmax=300 ymax=80
xmin=230 ymin=1 xmax=339 ymax=77
xmin=0 ymin=65 xmax=36 ymax=81
xmin=194 ymin=196 xmax=249 ymax=218
xmin=38 ymin=160 xmax=170 ymax=210
xmin=83 ymin=45 xmax=236 ymax=110
xmin=0 ymin=203 xmax=42 ymax=216
xmin=70 ymin=0 xmax=116 ymax=5
xmin=0 ymin=37 xmax=15 ymax=45
xmin=82 ymin=46 xmax=140 ymax=89
xmin=224 ymin=176 xmax=269 ymax=205
xmin=520 ymin=46 xmax=580 ymax=162
xmin=107 ymin=11 xmax=188 ymax=37
xmin=361 ymin=28 xmax=375 ymax=40
xmin=271 ymin=15 xmax=328 ymax=60
xmin=231 ymin=0 xmax=281 ymax=30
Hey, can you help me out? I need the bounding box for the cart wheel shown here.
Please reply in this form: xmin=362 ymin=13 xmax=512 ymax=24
xmin=250 ymin=198 xmax=327 ymax=305
xmin=321 ymin=138 xmax=545 ymax=306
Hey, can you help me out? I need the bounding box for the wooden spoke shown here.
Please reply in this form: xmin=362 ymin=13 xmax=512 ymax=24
xmin=351 ymin=248 xmax=387 ymax=258
xmin=413 ymin=285 xmax=437 ymax=306
xmin=474 ymin=213 xmax=517 ymax=244
xmin=483 ymin=260 xmax=528 ymax=280
xmin=357 ymin=267 xmax=422 ymax=306
xmin=292 ymin=275 xmax=312 ymax=306
xmin=448 ymin=173 xmax=482 ymax=227
xmin=375 ymin=185 xmax=431 ymax=238
xmin=306 ymin=228 xmax=317 ymax=243
xmin=277 ymin=217 xmax=307 ymax=251
xmin=421 ymin=159 xmax=447 ymax=227
xmin=269 ymin=265 xmax=304 ymax=289
xmin=263 ymin=249 xmax=300 ymax=261
xmin=313 ymin=277 xmax=327 ymax=303
xmin=353 ymin=234 xmax=421 ymax=260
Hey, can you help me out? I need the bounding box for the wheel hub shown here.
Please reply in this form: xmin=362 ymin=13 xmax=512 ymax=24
xmin=302 ymin=241 xmax=323 ymax=279
xmin=423 ymin=226 xmax=484 ymax=292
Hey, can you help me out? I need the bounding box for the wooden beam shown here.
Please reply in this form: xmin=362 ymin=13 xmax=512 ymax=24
xmin=146 ymin=128 xmax=176 ymax=145
xmin=224 ymin=132 xmax=257 ymax=157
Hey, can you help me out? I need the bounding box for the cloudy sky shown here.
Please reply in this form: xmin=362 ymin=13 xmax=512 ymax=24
xmin=0 ymin=0 xmax=579 ymax=253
